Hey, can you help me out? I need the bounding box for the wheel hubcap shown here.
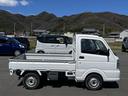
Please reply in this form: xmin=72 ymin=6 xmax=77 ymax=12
xmin=15 ymin=51 xmax=20 ymax=56
xmin=89 ymin=78 xmax=99 ymax=88
xmin=26 ymin=76 xmax=37 ymax=88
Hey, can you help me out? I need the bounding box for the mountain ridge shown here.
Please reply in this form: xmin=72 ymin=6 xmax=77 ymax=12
xmin=0 ymin=10 xmax=128 ymax=34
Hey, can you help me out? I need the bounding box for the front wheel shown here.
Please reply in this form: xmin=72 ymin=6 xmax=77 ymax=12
xmin=85 ymin=74 xmax=103 ymax=90
xmin=14 ymin=50 xmax=21 ymax=56
xmin=23 ymin=73 xmax=40 ymax=89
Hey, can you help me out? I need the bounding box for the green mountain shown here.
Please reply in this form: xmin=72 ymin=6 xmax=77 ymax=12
xmin=0 ymin=10 xmax=128 ymax=34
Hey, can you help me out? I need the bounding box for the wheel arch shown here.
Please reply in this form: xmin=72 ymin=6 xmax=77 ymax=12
xmin=81 ymin=69 xmax=106 ymax=81
xmin=21 ymin=70 xmax=42 ymax=76
xmin=85 ymin=72 xmax=103 ymax=81
xmin=37 ymin=50 xmax=45 ymax=53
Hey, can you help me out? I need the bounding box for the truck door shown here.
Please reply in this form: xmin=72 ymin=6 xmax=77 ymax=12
xmin=76 ymin=38 xmax=110 ymax=80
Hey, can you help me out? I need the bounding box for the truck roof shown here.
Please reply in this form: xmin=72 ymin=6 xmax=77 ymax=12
xmin=76 ymin=34 xmax=99 ymax=38
xmin=38 ymin=34 xmax=69 ymax=38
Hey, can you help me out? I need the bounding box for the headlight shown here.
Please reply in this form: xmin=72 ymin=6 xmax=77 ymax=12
xmin=19 ymin=44 xmax=25 ymax=48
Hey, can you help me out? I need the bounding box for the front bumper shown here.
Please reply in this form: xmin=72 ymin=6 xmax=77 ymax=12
xmin=104 ymin=69 xmax=120 ymax=81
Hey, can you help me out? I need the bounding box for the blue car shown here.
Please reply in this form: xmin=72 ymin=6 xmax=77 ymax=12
xmin=0 ymin=37 xmax=26 ymax=56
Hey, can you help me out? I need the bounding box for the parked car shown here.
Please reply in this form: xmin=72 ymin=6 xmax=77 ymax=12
xmin=122 ymin=37 xmax=128 ymax=52
xmin=14 ymin=37 xmax=30 ymax=50
xmin=0 ymin=37 xmax=26 ymax=56
xmin=35 ymin=34 xmax=73 ymax=54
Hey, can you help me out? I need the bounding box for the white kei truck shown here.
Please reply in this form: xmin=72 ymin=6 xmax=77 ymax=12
xmin=9 ymin=34 xmax=120 ymax=90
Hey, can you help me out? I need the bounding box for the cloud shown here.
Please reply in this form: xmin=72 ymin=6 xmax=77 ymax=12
xmin=0 ymin=0 xmax=18 ymax=7
xmin=0 ymin=0 xmax=29 ymax=7
xmin=20 ymin=0 xmax=29 ymax=6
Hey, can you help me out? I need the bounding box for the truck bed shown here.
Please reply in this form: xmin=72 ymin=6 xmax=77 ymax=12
xmin=9 ymin=54 xmax=76 ymax=72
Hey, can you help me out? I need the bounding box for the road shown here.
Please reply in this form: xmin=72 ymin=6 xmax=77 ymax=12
xmin=0 ymin=52 xmax=128 ymax=96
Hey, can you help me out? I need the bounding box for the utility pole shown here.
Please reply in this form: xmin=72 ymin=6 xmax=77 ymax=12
xmin=59 ymin=18 xmax=66 ymax=34
xmin=102 ymin=23 xmax=105 ymax=37
xmin=13 ymin=23 xmax=16 ymax=36
xmin=30 ymin=23 xmax=33 ymax=36
xmin=63 ymin=22 xmax=66 ymax=33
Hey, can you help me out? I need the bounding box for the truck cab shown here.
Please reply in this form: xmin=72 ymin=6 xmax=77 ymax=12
xmin=75 ymin=35 xmax=120 ymax=83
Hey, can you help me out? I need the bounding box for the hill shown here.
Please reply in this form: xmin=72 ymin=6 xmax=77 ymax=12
xmin=0 ymin=10 xmax=128 ymax=34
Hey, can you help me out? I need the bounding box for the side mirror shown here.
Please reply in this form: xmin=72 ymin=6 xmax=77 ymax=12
xmin=65 ymin=41 xmax=68 ymax=47
xmin=65 ymin=43 xmax=68 ymax=47
xmin=106 ymin=49 xmax=110 ymax=62
xmin=106 ymin=49 xmax=110 ymax=57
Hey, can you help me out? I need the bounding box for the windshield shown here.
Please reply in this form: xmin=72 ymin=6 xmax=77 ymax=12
xmin=10 ymin=38 xmax=20 ymax=44
xmin=15 ymin=38 xmax=28 ymax=44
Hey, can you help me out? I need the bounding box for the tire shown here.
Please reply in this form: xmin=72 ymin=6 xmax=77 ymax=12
xmin=14 ymin=50 xmax=21 ymax=56
xmin=85 ymin=74 xmax=103 ymax=90
xmin=69 ymin=51 xmax=72 ymax=54
xmin=122 ymin=45 xmax=126 ymax=52
xmin=37 ymin=51 xmax=45 ymax=54
xmin=23 ymin=73 xmax=40 ymax=89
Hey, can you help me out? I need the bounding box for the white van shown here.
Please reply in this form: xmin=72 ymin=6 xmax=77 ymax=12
xmin=35 ymin=34 xmax=73 ymax=54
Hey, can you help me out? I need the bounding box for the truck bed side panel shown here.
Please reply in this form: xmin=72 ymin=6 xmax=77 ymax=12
xmin=9 ymin=61 xmax=75 ymax=71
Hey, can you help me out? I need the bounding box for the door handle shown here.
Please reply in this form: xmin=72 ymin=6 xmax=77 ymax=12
xmin=79 ymin=56 xmax=84 ymax=59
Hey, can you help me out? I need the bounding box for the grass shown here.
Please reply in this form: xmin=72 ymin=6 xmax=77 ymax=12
xmin=108 ymin=42 xmax=122 ymax=51
xmin=28 ymin=37 xmax=37 ymax=49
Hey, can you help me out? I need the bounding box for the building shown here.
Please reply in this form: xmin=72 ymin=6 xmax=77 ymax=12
xmin=33 ymin=29 xmax=49 ymax=36
xmin=120 ymin=30 xmax=128 ymax=40
xmin=82 ymin=28 xmax=100 ymax=36
xmin=108 ymin=32 xmax=120 ymax=38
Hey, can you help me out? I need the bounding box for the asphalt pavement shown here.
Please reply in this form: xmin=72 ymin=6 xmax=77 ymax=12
xmin=0 ymin=52 xmax=128 ymax=96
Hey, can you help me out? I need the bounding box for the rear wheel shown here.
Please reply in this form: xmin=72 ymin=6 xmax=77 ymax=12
xmin=23 ymin=73 xmax=40 ymax=89
xmin=85 ymin=74 xmax=103 ymax=90
xmin=37 ymin=51 xmax=45 ymax=54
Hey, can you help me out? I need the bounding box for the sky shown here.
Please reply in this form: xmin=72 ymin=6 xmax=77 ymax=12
xmin=0 ymin=0 xmax=128 ymax=16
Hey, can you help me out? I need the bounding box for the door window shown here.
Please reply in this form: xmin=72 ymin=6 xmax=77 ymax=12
xmin=56 ymin=37 xmax=64 ymax=44
xmin=65 ymin=37 xmax=72 ymax=44
xmin=44 ymin=36 xmax=64 ymax=44
xmin=81 ymin=39 xmax=108 ymax=56
xmin=45 ymin=36 xmax=58 ymax=43
xmin=0 ymin=39 xmax=7 ymax=44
